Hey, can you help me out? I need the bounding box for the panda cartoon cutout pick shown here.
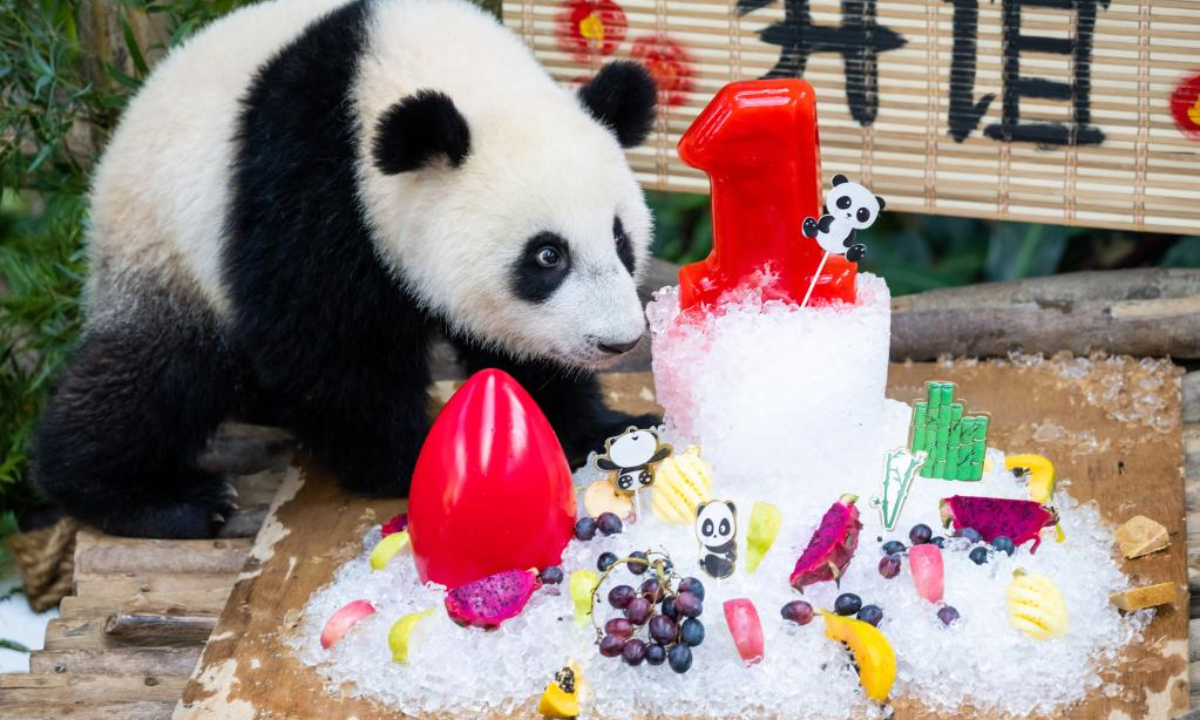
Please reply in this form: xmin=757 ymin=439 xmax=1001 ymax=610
xmin=802 ymin=174 xmax=885 ymax=263
xmin=695 ymin=500 xmax=738 ymax=580
xmin=593 ymin=427 xmax=674 ymax=494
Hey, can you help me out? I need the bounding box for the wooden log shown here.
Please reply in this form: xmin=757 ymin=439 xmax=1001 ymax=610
xmin=1185 ymin=372 xmax=1199 ymax=425
xmin=72 ymin=572 xmax=236 ymax=599
xmin=2 ymin=701 xmax=174 ymax=720
xmin=891 ymin=269 xmax=1200 ymax=361
xmin=30 ymin=647 xmax=202 ymax=676
xmin=104 ymin=613 xmax=218 ymax=646
xmin=60 ymin=590 xmax=229 ymax=619
xmin=74 ymin=530 xmax=250 ymax=576
xmin=0 ymin=673 xmax=186 ymax=705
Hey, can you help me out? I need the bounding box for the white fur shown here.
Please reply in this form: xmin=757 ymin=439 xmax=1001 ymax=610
xmin=88 ymin=0 xmax=653 ymax=369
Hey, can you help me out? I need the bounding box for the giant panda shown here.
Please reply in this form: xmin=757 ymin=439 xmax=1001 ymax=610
xmin=33 ymin=0 xmax=661 ymax=538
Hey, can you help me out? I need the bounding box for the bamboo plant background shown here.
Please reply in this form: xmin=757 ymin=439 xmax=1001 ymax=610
xmin=1 ymin=0 xmax=1198 ymax=542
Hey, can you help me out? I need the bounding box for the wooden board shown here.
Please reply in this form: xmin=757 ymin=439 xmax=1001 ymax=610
xmin=503 ymin=0 xmax=1200 ymax=234
xmin=175 ymin=362 xmax=1188 ymax=720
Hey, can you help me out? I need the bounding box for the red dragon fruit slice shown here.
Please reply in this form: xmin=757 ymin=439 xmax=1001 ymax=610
xmin=790 ymin=494 xmax=862 ymax=592
xmin=939 ymin=495 xmax=1058 ymax=552
xmin=445 ymin=569 xmax=541 ymax=630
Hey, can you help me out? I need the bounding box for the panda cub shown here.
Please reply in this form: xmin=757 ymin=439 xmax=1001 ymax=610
xmin=801 ymin=174 xmax=885 ymax=262
xmin=33 ymin=0 xmax=661 ymax=538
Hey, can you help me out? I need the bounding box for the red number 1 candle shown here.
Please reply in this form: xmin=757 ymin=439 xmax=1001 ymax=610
xmin=675 ymin=79 xmax=857 ymax=312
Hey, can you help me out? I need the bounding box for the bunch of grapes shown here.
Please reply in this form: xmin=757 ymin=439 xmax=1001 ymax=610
xmin=592 ymin=550 xmax=705 ymax=673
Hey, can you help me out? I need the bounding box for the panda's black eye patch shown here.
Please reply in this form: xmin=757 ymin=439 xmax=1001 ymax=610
xmin=856 ymin=207 xmax=871 ymax=223
xmin=836 ymin=196 xmax=853 ymax=210
xmin=512 ymin=232 xmax=571 ymax=304
xmin=614 ymin=217 xmax=635 ymax=276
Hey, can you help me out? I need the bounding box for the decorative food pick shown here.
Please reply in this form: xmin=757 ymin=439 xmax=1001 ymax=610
xmin=790 ymin=494 xmax=861 ymax=592
xmin=320 ymin=600 xmax=376 ymax=649
xmin=871 ymin=448 xmax=926 ymax=531
xmin=675 ymin=79 xmax=857 ymax=312
xmin=821 ymin=611 xmax=897 ymax=702
xmin=695 ymin=500 xmax=738 ymax=579
xmin=799 ymin=175 xmax=885 ymax=308
xmin=1007 ymin=569 xmax=1069 ymax=640
xmin=388 ymin=607 xmax=437 ymax=664
xmin=940 ymin=495 xmax=1058 ymax=552
xmin=583 ymin=478 xmax=635 ymax=520
xmin=444 ymin=569 xmax=541 ymax=630
xmin=744 ymin=502 xmax=782 ymax=573
xmin=723 ymin=598 xmax=765 ymax=665
xmin=407 ymin=369 xmax=576 ymax=588
xmin=593 ymin=426 xmax=673 ymax=494
xmin=909 ymin=381 xmax=990 ymax=481
xmin=651 ymin=445 xmax=714 ymax=524
xmin=538 ymin=662 xmax=582 ymax=719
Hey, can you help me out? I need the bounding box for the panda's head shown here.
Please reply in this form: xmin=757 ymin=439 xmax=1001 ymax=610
xmin=359 ymin=62 xmax=657 ymax=369
xmin=695 ymin=500 xmax=737 ymax=549
xmin=825 ymin=174 xmax=885 ymax=232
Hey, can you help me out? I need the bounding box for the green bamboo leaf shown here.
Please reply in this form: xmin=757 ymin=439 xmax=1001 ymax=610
xmin=118 ymin=6 xmax=151 ymax=78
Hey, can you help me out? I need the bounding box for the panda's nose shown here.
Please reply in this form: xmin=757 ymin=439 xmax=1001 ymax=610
xmin=598 ymin=338 xmax=640 ymax=355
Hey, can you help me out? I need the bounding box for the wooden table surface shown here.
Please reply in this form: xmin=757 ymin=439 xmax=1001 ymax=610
xmin=1 ymin=356 xmax=1193 ymax=720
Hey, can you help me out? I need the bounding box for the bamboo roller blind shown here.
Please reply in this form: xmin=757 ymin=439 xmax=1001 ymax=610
xmin=504 ymin=0 xmax=1200 ymax=233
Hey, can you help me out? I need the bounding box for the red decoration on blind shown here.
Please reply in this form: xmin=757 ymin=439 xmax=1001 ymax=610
xmin=675 ymin=79 xmax=857 ymax=312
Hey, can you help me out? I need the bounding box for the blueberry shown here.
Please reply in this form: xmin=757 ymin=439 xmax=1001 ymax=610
xmin=957 ymin=527 xmax=983 ymax=544
xmin=667 ymin=643 xmax=693 ymax=673
xmin=628 ymin=551 xmax=649 ymax=575
xmin=991 ymin=536 xmax=1016 ymax=556
xmin=622 ymin=638 xmax=647 ymax=666
xmin=678 ymin=577 xmax=705 ymax=601
xmin=929 ymin=536 xmax=947 ymax=548
xmin=878 ymin=555 xmax=901 ymax=579
xmin=857 ymin=605 xmax=884 ymax=627
xmin=834 ymin=593 xmax=862 ymax=616
xmin=574 ymin=517 xmax=597 ymax=541
xmin=780 ymin=600 xmax=814 ymax=626
xmin=645 ymin=643 xmax=667 ymax=666
xmin=969 ymin=546 xmax=989 ymax=565
xmin=909 ymin=524 xmax=933 ymax=545
xmin=881 ymin=540 xmax=906 ymax=555
xmin=679 ymin=617 xmax=705 ymax=647
xmin=596 ymin=512 xmax=623 ymax=536
xmin=661 ymin=595 xmax=678 ymax=619
xmin=937 ymin=606 xmax=960 ymax=626
xmin=598 ymin=552 xmax=618 ymax=572
xmin=539 ymin=566 xmax=564 ymax=585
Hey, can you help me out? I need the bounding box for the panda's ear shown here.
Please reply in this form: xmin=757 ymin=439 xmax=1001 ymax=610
xmin=725 ymin=500 xmax=737 ymax=516
xmin=832 ymin=174 xmax=849 ymax=186
xmin=373 ymin=90 xmax=470 ymax=175
xmin=876 ymin=195 xmax=886 ymax=211
xmin=579 ymin=61 xmax=657 ymax=149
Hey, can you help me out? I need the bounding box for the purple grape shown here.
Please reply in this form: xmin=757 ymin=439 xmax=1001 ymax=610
xmin=628 ymin=551 xmax=649 ymax=575
xmin=539 ymin=566 xmax=564 ymax=585
xmin=938 ymin=606 xmax=960 ymax=626
xmin=657 ymin=559 xmax=674 ymax=576
xmin=597 ymin=552 xmax=618 ymax=572
xmin=878 ymin=554 xmax=901 ymax=579
xmin=574 ymin=517 xmax=597 ymax=541
xmin=596 ymin=512 xmax=623 ymax=536
xmin=909 ymin=524 xmax=933 ymax=545
xmin=679 ymin=617 xmax=705 ymax=647
xmin=625 ymin=597 xmax=652 ymax=625
xmin=622 ymin=638 xmax=647 ymax=666
xmin=608 ymin=585 xmax=636 ymax=609
xmin=781 ymin=600 xmax=814 ymax=626
xmin=857 ymin=605 xmax=884 ymax=627
xmin=660 ymin=595 xmax=678 ymax=619
xmin=674 ymin=591 xmax=703 ymax=618
xmin=678 ymin=577 xmax=705 ymax=601
xmin=605 ymin=617 xmax=634 ymax=638
xmin=667 ymin=643 xmax=693 ymax=673
xmin=640 ymin=578 xmax=663 ymax=602
xmin=649 ymin=615 xmax=678 ymax=644
xmin=599 ymin=634 xmax=626 ymax=657
xmin=645 ymin=643 xmax=667 ymax=666
xmin=834 ymin=593 xmax=862 ymax=616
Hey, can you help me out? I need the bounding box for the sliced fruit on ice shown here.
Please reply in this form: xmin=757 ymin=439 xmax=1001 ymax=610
xmin=538 ymin=662 xmax=582 ymax=718
xmin=821 ymin=611 xmax=897 ymax=702
xmin=570 ymin=569 xmax=599 ymax=627
xmin=1006 ymin=569 xmax=1068 ymax=640
xmin=583 ymin=478 xmax=634 ymax=520
xmin=908 ymin=543 xmax=944 ymax=603
xmin=320 ymin=600 xmax=375 ymax=649
xmin=369 ymin=530 xmax=411 ymax=571
xmin=381 ymin=512 xmax=408 ymax=537
xmin=790 ymin=494 xmax=862 ymax=591
xmin=745 ymin=502 xmax=782 ymax=573
xmin=651 ymin=446 xmax=714 ymax=525
xmin=1005 ymin=454 xmax=1055 ymax=504
xmin=723 ymin=598 xmax=764 ymax=665
xmin=939 ymin=495 xmax=1057 ymax=552
xmin=445 ymin=568 xmax=540 ymax=630
xmin=388 ymin=607 xmax=436 ymax=663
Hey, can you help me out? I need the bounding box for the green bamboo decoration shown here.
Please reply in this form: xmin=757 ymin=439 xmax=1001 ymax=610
xmin=909 ymin=382 xmax=988 ymax=481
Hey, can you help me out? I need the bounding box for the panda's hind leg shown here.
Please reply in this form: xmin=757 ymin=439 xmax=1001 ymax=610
xmin=33 ymin=301 xmax=242 ymax=539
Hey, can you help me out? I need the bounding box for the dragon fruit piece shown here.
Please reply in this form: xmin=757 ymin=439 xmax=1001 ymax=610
xmin=790 ymin=494 xmax=862 ymax=592
xmin=445 ymin=569 xmax=540 ymax=630
xmin=382 ymin=513 xmax=408 ymax=537
xmin=908 ymin=544 xmax=944 ymax=603
xmin=940 ymin=495 xmax=1058 ymax=552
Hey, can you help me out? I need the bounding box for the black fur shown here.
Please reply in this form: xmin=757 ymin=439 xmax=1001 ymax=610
xmin=511 ymin=232 xmax=571 ymax=303
xmin=614 ymin=217 xmax=635 ymax=275
xmin=374 ymin=90 xmax=471 ymax=174
xmin=578 ymin=61 xmax=658 ymax=148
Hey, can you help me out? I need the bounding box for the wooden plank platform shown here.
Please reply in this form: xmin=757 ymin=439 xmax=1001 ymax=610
xmin=1 ymin=362 xmax=1195 ymax=720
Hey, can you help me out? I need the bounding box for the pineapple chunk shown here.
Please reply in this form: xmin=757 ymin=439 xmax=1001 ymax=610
xmin=1110 ymin=582 xmax=1177 ymax=612
xmin=1114 ymin=515 xmax=1170 ymax=559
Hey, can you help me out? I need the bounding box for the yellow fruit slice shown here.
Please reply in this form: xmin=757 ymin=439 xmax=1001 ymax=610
xmin=388 ymin=607 xmax=436 ymax=664
xmin=569 ymin=570 xmax=599 ymax=627
xmin=538 ymin=662 xmax=582 ymax=718
xmin=745 ymin=502 xmax=782 ymax=573
xmin=1007 ymin=570 xmax=1068 ymax=640
xmin=1006 ymin=454 xmax=1064 ymax=541
xmin=821 ymin=611 xmax=896 ymax=702
xmin=370 ymin=530 xmax=411 ymax=571
xmin=583 ymin=478 xmax=634 ymax=520
xmin=651 ymin=446 xmax=714 ymax=524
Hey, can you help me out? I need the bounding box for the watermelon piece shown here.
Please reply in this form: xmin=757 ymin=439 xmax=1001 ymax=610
xmin=940 ymin=495 xmax=1058 ymax=552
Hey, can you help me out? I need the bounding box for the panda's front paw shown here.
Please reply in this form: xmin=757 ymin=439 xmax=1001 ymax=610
xmin=801 ymin=217 xmax=819 ymax=239
xmin=846 ymin=244 xmax=867 ymax=263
